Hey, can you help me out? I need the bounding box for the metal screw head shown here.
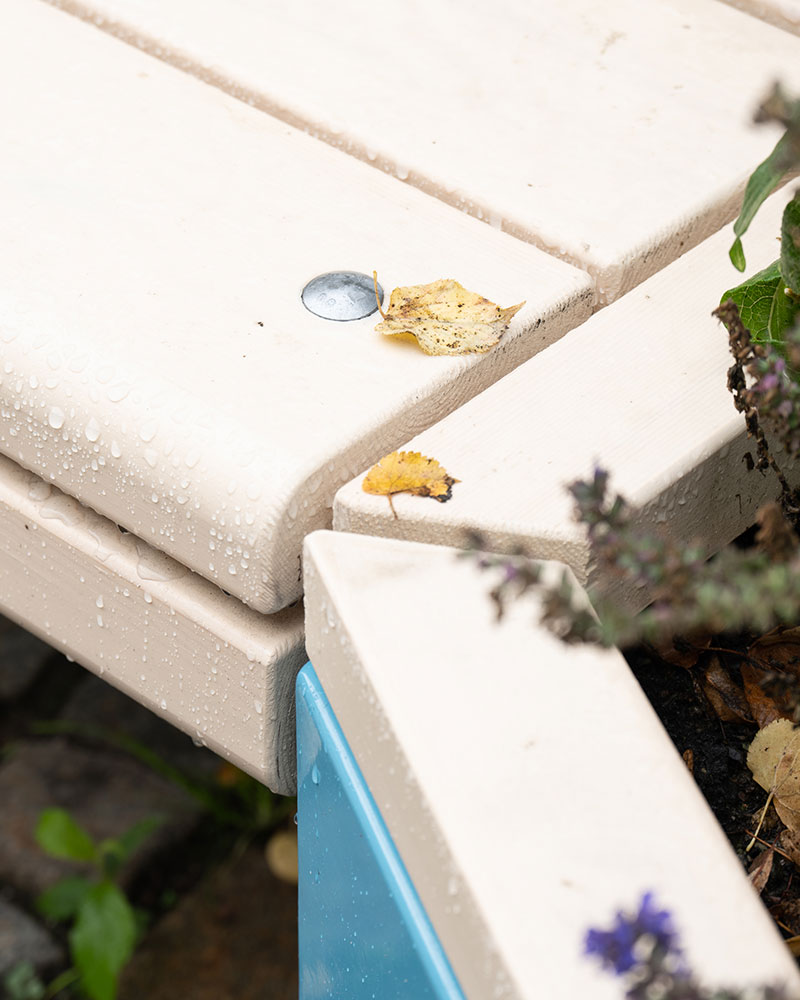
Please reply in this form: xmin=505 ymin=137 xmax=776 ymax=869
xmin=301 ymin=271 xmax=384 ymax=322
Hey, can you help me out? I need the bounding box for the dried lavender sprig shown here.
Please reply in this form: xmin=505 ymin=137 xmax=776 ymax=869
xmin=466 ymin=467 xmax=800 ymax=648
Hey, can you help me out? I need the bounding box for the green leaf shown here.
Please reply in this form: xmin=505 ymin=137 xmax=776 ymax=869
xmin=36 ymin=875 xmax=93 ymax=922
xmin=721 ymin=259 xmax=800 ymax=348
xmin=729 ymin=236 xmax=746 ymax=272
xmin=115 ymin=816 xmax=162 ymax=864
xmin=2 ymin=961 xmax=45 ymax=1000
xmin=70 ymin=883 xmax=136 ymax=1000
xmin=36 ymin=809 xmax=96 ymax=863
xmin=730 ymin=133 xmax=796 ymax=271
xmin=98 ymin=816 xmax=162 ymax=880
xmin=782 ymin=196 xmax=800 ymax=293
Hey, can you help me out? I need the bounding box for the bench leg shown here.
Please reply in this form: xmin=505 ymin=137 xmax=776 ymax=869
xmin=296 ymin=663 xmax=464 ymax=1000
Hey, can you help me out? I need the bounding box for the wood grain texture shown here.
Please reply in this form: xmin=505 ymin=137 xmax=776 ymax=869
xmin=0 ymin=454 xmax=305 ymax=793
xmin=0 ymin=0 xmax=591 ymax=614
xmin=304 ymin=530 xmax=800 ymax=1000
xmin=42 ymin=0 xmax=800 ymax=302
xmin=334 ymin=188 xmax=798 ymax=610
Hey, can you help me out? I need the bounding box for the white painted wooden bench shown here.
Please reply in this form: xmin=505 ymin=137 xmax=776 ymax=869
xmin=303 ymin=531 xmax=800 ymax=999
xmin=1 ymin=0 xmax=590 ymax=784
xmin=4 ymin=0 xmax=800 ymax=995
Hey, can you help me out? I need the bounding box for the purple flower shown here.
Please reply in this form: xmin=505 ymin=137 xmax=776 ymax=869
xmin=584 ymin=919 xmax=637 ymax=975
xmin=584 ymin=892 xmax=681 ymax=976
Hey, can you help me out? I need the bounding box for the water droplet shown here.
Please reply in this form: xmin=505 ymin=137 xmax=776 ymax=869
xmin=110 ymin=439 xmax=122 ymax=458
xmin=40 ymin=495 xmax=83 ymax=526
xmin=96 ymin=595 xmax=104 ymax=609
xmin=311 ymin=764 xmax=321 ymax=785
xmin=139 ymin=419 xmax=158 ymax=442
xmin=47 ymin=406 xmax=65 ymax=429
xmin=27 ymin=480 xmax=51 ymax=501
xmin=254 ymin=699 xmax=263 ymax=714
xmin=84 ymin=416 xmax=101 ymax=442
xmin=107 ymin=382 xmax=130 ymax=402
xmin=135 ymin=539 xmax=187 ymax=582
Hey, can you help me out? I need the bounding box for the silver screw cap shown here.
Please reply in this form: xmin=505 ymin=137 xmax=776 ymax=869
xmin=301 ymin=271 xmax=384 ymax=321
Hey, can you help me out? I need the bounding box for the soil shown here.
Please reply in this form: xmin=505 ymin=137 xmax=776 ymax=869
xmin=625 ymin=641 xmax=800 ymax=945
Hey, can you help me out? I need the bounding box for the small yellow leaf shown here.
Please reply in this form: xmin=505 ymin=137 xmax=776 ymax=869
xmin=375 ymin=276 xmax=525 ymax=355
xmin=747 ymin=719 xmax=800 ymax=831
xmin=748 ymin=719 xmax=796 ymax=791
xmin=362 ymin=451 xmax=458 ymax=513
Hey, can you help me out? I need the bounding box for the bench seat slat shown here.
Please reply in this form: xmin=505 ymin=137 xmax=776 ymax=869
xmin=0 ymin=0 xmax=591 ymax=614
xmin=0 ymin=453 xmax=304 ymax=792
xmin=43 ymin=0 xmax=800 ymax=302
xmin=334 ymin=188 xmax=795 ymax=608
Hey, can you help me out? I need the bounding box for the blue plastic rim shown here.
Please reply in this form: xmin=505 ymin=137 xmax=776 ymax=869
xmin=296 ymin=662 xmax=465 ymax=1000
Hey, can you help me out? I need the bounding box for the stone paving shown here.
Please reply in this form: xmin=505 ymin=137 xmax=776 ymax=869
xmin=0 ymin=614 xmax=298 ymax=999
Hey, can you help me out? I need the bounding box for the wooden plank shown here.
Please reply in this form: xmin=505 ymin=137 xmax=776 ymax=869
xmin=718 ymin=0 xmax=800 ymax=35
xmin=43 ymin=0 xmax=800 ymax=303
xmin=0 ymin=453 xmax=305 ymax=793
xmin=334 ymin=188 xmax=796 ymax=610
xmin=304 ymin=529 xmax=800 ymax=1000
xmin=0 ymin=0 xmax=592 ymax=614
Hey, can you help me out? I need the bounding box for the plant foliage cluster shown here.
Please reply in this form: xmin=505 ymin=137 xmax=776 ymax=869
xmin=471 ymin=83 xmax=800 ymax=654
xmin=2 ymin=725 xmax=291 ymax=1000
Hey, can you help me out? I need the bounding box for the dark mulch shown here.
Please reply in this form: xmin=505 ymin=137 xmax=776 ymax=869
xmin=626 ymin=642 xmax=800 ymax=944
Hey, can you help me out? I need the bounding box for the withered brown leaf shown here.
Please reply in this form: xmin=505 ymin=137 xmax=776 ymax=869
xmin=747 ymin=847 xmax=775 ymax=895
xmin=702 ymin=655 xmax=752 ymax=722
xmin=741 ymin=662 xmax=791 ymax=728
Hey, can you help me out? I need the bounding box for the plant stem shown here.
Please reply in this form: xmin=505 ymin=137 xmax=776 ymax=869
xmin=42 ymin=967 xmax=80 ymax=999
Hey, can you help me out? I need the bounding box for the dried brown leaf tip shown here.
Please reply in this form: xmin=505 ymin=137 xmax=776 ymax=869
xmin=748 ymin=846 xmax=775 ymax=895
xmin=362 ymin=450 xmax=458 ymax=518
xmin=373 ymin=272 xmax=525 ymax=355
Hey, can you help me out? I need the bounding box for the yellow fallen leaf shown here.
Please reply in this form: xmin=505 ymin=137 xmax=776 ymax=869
xmin=374 ymin=273 xmax=524 ymax=355
xmin=362 ymin=450 xmax=458 ymax=517
xmin=747 ymin=719 xmax=800 ymax=838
